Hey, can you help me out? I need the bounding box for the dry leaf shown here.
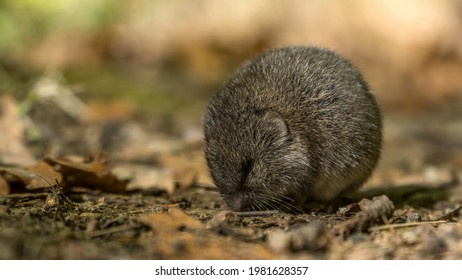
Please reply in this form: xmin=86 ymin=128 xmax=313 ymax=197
xmin=44 ymin=153 xmax=128 ymax=193
xmin=0 ymin=176 xmax=10 ymax=195
xmin=45 ymin=153 xmax=110 ymax=175
xmin=0 ymin=95 xmax=35 ymax=166
xmin=139 ymin=207 xmax=203 ymax=233
xmin=27 ymin=161 xmax=63 ymax=189
xmin=0 ymin=161 xmax=62 ymax=192
xmin=0 ymin=167 xmax=40 ymax=191
xmin=112 ymin=163 xmax=175 ymax=193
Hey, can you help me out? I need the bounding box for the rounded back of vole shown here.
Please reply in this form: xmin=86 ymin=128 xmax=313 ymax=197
xmin=204 ymin=46 xmax=382 ymax=211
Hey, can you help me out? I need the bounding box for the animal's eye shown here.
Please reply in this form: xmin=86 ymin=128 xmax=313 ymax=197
xmin=240 ymin=159 xmax=254 ymax=184
xmin=242 ymin=159 xmax=253 ymax=174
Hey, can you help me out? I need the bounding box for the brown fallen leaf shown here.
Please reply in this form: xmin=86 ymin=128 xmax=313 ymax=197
xmin=161 ymin=150 xmax=213 ymax=188
xmin=140 ymin=207 xmax=272 ymax=259
xmin=0 ymin=176 xmax=9 ymax=195
xmin=27 ymin=161 xmax=63 ymax=189
xmin=0 ymin=95 xmax=35 ymax=167
xmin=112 ymin=163 xmax=175 ymax=193
xmin=45 ymin=153 xmax=110 ymax=175
xmin=139 ymin=207 xmax=203 ymax=233
xmin=44 ymin=153 xmax=128 ymax=193
xmin=0 ymin=161 xmax=62 ymax=193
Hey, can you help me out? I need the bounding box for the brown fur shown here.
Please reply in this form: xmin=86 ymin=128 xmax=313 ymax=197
xmin=204 ymin=46 xmax=382 ymax=212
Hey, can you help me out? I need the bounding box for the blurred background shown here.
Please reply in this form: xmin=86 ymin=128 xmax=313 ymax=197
xmin=1 ymin=0 xmax=462 ymax=188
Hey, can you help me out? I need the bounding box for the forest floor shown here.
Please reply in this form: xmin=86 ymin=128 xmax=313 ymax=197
xmin=1 ymin=87 xmax=462 ymax=260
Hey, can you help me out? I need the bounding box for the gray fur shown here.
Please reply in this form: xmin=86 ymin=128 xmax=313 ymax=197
xmin=203 ymin=46 xmax=382 ymax=211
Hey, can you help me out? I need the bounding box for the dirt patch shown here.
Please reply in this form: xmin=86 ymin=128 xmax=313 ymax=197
xmin=1 ymin=90 xmax=462 ymax=260
xmin=1 ymin=173 xmax=462 ymax=259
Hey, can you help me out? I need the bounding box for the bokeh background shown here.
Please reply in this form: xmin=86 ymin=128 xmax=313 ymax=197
xmin=1 ymin=0 xmax=462 ymax=184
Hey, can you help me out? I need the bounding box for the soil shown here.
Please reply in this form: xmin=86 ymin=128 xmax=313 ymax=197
xmin=1 ymin=177 xmax=461 ymax=260
xmin=1 ymin=93 xmax=462 ymax=260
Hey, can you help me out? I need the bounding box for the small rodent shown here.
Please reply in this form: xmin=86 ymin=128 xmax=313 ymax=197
xmin=204 ymin=46 xmax=382 ymax=212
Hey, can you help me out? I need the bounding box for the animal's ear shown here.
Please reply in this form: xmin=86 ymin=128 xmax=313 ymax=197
xmin=263 ymin=111 xmax=289 ymax=137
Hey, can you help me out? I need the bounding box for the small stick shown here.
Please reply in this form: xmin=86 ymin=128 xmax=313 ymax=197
xmin=87 ymin=225 xmax=140 ymax=238
xmin=435 ymin=205 xmax=462 ymax=221
xmin=368 ymin=220 xmax=449 ymax=232
xmin=233 ymin=210 xmax=279 ymax=217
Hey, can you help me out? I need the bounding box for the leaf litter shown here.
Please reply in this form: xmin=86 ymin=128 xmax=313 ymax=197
xmin=1 ymin=75 xmax=462 ymax=259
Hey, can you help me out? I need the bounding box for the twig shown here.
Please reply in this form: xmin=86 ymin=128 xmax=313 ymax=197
xmin=368 ymin=220 xmax=449 ymax=231
xmin=435 ymin=205 xmax=462 ymax=221
xmin=87 ymin=225 xmax=140 ymax=238
xmin=0 ymin=193 xmax=48 ymax=201
xmin=233 ymin=210 xmax=279 ymax=217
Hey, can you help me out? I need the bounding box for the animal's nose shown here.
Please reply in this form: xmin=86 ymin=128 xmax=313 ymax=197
xmin=226 ymin=194 xmax=250 ymax=211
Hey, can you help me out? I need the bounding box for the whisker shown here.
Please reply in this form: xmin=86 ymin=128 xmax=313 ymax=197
xmin=260 ymin=198 xmax=273 ymax=211
xmin=261 ymin=194 xmax=282 ymax=212
xmin=259 ymin=192 xmax=303 ymax=214
xmin=277 ymin=198 xmax=303 ymax=214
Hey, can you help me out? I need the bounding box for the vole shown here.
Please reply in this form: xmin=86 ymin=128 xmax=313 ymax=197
xmin=203 ymin=46 xmax=382 ymax=212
